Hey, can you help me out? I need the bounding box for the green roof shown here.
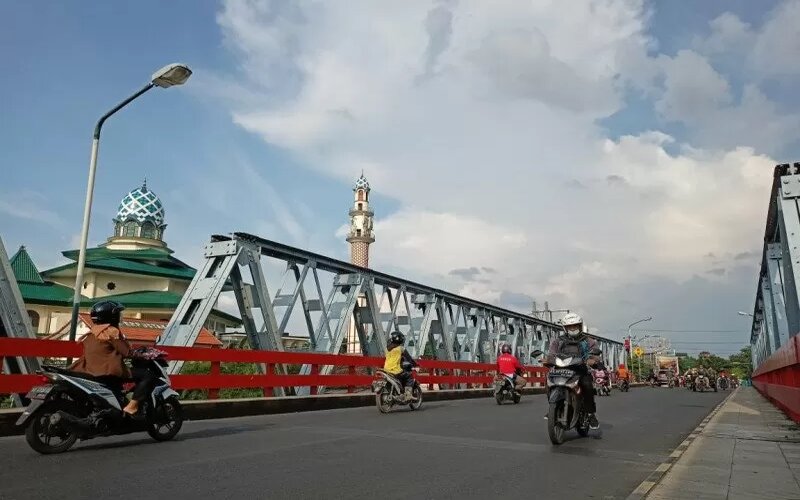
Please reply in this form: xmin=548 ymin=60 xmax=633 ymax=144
xmin=99 ymin=291 xmax=241 ymax=324
xmin=18 ymin=281 xmax=91 ymax=307
xmin=10 ymin=247 xmax=44 ymax=284
xmin=61 ymin=246 xmax=184 ymax=265
xmin=43 ymin=257 xmax=196 ymax=281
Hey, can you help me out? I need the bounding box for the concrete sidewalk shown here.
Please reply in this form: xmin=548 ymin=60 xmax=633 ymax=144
xmin=645 ymin=387 xmax=800 ymax=500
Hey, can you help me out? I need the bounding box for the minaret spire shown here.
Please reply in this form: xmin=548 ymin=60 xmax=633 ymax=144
xmin=346 ymin=172 xmax=375 ymax=267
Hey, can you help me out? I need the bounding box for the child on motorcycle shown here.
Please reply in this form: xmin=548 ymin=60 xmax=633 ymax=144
xmin=384 ymin=331 xmax=418 ymax=401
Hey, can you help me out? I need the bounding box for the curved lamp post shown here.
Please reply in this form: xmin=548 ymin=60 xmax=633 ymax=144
xmin=67 ymin=64 xmax=192 ymax=348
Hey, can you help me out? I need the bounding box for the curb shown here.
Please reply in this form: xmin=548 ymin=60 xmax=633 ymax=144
xmin=625 ymin=388 xmax=738 ymax=500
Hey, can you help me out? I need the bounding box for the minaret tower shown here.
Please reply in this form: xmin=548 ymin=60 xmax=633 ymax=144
xmin=345 ymin=173 xmax=375 ymax=354
xmin=346 ymin=172 xmax=375 ymax=267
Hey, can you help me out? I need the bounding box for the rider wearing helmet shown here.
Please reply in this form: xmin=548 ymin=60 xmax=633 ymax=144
xmin=71 ymin=301 xmax=133 ymax=408
xmin=384 ymin=331 xmax=418 ymax=401
xmin=545 ymin=313 xmax=600 ymax=429
xmin=497 ymin=343 xmax=526 ymax=392
xmin=70 ymin=301 xmax=156 ymax=416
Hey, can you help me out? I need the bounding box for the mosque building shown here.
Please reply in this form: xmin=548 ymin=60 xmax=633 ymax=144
xmin=10 ymin=174 xmax=376 ymax=351
xmin=10 ymin=181 xmax=238 ymax=346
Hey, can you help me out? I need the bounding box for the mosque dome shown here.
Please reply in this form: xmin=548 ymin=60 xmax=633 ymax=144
xmin=354 ymin=172 xmax=370 ymax=192
xmin=111 ymin=180 xmax=167 ymax=242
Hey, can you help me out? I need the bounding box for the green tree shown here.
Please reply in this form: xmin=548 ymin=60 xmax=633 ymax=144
xmin=728 ymin=346 xmax=752 ymax=379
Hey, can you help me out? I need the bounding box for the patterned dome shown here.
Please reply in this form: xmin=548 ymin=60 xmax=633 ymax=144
xmin=114 ymin=180 xmax=165 ymax=226
xmin=354 ymin=172 xmax=370 ymax=191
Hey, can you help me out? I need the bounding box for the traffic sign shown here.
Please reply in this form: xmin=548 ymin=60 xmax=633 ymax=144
xmin=633 ymin=346 xmax=644 ymax=357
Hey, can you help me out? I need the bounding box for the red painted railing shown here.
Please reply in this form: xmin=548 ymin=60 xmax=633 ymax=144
xmin=0 ymin=338 xmax=547 ymax=399
xmin=752 ymin=334 xmax=800 ymax=423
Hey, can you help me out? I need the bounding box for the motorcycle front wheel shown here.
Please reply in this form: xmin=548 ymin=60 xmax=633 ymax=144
xmin=547 ymin=402 xmax=566 ymax=445
xmin=147 ymin=396 xmax=184 ymax=442
xmin=512 ymin=392 xmax=521 ymax=404
xmin=376 ymin=388 xmax=392 ymax=413
xmin=495 ymin=391 xmax=504 ymax=405
xmin=24 ymin=402 xmax=79 ymax=455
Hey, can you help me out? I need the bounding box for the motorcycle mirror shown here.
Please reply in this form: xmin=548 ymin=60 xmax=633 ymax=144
xmin=531 ymin=349 xmax=543 ymax=358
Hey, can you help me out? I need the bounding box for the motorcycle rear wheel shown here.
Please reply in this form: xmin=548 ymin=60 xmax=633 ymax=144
xmin=547 ymin=402 xmax=566 ymax=445
xmin=24 ymin=402 xmax=79 ymax=455
xmin=147 ymin=396 xmax=184 ymax=442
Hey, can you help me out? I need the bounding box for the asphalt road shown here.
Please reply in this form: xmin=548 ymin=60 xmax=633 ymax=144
xmin=0 ymin=387 xmax=727 ymax=500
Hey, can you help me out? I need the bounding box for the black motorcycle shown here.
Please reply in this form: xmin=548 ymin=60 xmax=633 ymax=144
xmin=534 ymin=348 xmax=600 ymax=445
xmin=618 ymin=378 xmax=630 ymax=392
xmin=373 ymin=369 xmax=422 ymax=413
xmin=17 ymin=347 xmax=183 ymax=454
xmin=494 ymin=375 xmax=521 ymax=405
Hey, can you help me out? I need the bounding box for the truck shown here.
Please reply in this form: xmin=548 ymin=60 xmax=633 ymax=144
xmin=655 ymin=356 xmax=680 ymax=386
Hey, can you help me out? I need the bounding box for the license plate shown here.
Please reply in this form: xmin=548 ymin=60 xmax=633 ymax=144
xmin=25 ymin=385 xmax=53 ymax=400
xmin=549 ymin=369 xmax=574 ymax=378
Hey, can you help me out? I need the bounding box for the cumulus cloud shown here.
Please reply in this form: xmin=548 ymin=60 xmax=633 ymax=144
xmin=213 ymin=0 xmax=778 ymax=335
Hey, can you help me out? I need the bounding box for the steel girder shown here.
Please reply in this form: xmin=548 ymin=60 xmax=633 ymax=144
xmin=158 ymin=232 xmax=624 ymax=392
xmin=750 ymin=163 xmax=800 ymax=369
xmin=0 ymin=237 xmax=40 ymax=406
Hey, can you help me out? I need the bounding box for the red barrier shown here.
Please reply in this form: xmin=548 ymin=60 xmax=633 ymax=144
xmin=0 ymin=338 xmax=547 ymax=399
xmin=752 ymin=335 xmax=800 ymax=423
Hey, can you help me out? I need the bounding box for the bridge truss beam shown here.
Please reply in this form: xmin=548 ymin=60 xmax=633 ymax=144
xmin=750 ymin=163 xmax=800 ymax=369
xmin=158 ymin=232 xmax=625 ymax=393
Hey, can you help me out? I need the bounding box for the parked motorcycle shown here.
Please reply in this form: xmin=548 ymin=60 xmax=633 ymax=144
xmin=592 ymin=368 xmax=611 ymax=396
xmin=17 ymin=347 xmax=183 ymax=454
xmin=534 ymin=348 xmax=600 ymax=445
xmin=373 ymin=369 xmax=422 ymax=413
xmin=494 ymin=375 xmax=521 ymax=405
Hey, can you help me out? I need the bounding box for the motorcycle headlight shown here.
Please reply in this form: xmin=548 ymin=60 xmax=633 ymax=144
xmin=555 ymin=357 xmax=572 ymax=367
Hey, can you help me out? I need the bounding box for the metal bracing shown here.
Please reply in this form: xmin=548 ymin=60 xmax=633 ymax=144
xmin=750 ymin=163 xmax=800 ymax=370
xmin=0 ymin=237 xmax=40 ymax=406
xmin=158 ymin=232 xmax=623 ymax=391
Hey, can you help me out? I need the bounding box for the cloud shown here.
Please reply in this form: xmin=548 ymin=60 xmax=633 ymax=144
xmin=449 ymin=267 xmax=481 ymax=280
xmin=0 ymin=191 xmax=63 ymax=227
xmin=214 ymin=0 xmax=777 ymax=335
xmin=707 ymin=268 xmax=726 ymax=276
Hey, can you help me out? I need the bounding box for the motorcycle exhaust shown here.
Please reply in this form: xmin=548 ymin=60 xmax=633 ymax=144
xmin=50 ymin=411 xmax=92 ymax=433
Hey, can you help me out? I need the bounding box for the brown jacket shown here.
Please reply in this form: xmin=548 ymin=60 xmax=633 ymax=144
xmin=70 ymin=324 xmax=132 ymax=378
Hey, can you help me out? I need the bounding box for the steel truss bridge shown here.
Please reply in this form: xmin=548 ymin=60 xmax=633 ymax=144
xmin=747 ymin=163 xmax=800 ymax=422
xmin=156 ymin=232 xmax=625 ymax=385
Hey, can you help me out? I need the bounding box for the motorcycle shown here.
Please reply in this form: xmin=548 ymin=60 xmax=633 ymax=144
xmin=717 ymin=376 xmax=729 ymax=391
xmin=17 ymin=347 xmax=183 ymax=454
xmin=592 ymin=368 xmax=611 ymax=396
xmin=373 ymin=369 xmax=422 ymax=413
xmin=693 ymin=375 xmax=717 ymax=392
xmin=534 ymin=348 xmax=599 ymax=445
xmin=617 ymin=378 xmax=630 ymax=392
xmin=494 ymin=375 xmax=521 ymax=405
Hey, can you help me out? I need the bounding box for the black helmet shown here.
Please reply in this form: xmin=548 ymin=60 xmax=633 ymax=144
xmin=90 ymin=300 xmax=125 ymax=325
xmin=500 ymin=343 xmax=512 ymax=354
xmin=389 ymin=331 xmax=405 ymax=345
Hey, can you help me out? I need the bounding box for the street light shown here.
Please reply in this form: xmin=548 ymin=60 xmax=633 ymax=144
xmin=627 ymin=316 xmax=652 ymax=380
xmin=67 ymin=63 xmax=192 ymax=348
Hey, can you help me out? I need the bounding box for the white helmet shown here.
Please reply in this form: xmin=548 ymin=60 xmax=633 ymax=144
xmin=560 ymin=313 xmax=584 ymax=338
